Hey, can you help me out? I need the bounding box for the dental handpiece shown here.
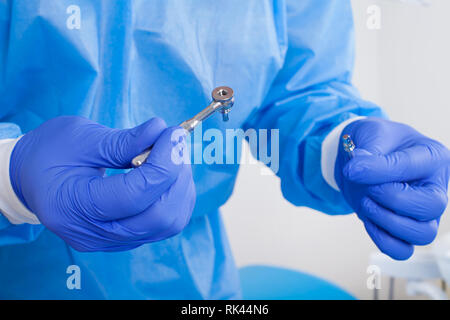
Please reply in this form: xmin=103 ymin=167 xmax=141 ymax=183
xmin=131 ymin=86 xmax=234 ymax=168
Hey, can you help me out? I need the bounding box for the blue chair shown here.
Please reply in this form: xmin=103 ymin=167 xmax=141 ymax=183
xmin=239 ymin=265 xmax=355 ymax=300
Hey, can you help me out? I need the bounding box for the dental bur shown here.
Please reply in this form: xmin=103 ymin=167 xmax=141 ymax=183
xmin=131 ymin=86 xmax=234 ymax=168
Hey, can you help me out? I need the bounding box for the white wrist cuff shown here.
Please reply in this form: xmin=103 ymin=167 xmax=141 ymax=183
xmin=0 ymin=138 xmax=40 ymax=225
xmin=321 ymin=117 xmax=366 ymax=191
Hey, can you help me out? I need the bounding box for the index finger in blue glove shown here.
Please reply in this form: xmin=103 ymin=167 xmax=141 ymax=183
xmin=114 ymin=161 xmax=195 ymax=241
xmin=77 ymin=161 xmax=195 ymax=247
xmin=360 ymin=197 xmax=439 ymax=246
xmin=362 ymin=218 xmax=414 ymax=261
xmin=86 ymin=126 xmax=188 ymax=221
xmin=343 ymin=142 xmax=450 ymax=184
xmin=367 ymin=181 xmax=448 ymax=222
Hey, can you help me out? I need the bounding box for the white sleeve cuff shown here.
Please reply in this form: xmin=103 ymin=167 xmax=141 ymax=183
xmin=0 ymin=138 xmax=40 ymax=225
xmin=321 ymin=117 xmax=366 ymax=192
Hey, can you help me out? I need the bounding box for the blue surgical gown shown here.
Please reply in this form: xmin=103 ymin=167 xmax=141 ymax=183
xmin=0 ymin=0 xmax=384 ymax=299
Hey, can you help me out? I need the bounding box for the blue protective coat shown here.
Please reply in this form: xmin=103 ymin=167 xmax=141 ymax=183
xmin=0 ymin=0 xmax=384 ymax=299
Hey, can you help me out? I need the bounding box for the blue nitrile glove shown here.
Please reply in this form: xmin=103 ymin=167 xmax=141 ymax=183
xmin=335 ymin=118 xmax=450 ymax=260
xmin=9 ymin=116 xmax=195 ymax=252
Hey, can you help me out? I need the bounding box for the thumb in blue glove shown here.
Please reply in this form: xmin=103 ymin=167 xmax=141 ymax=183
xmin=10 ymin=116 xmax=196 ymax=252
xmin=335 ymin=118 xmax=449 ymax=260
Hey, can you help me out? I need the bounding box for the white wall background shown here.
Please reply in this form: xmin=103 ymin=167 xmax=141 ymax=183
xmin=222 ymin=0 xmax=450 ymax=300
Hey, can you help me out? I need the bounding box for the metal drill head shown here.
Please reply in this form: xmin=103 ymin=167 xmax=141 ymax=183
xmin=212 ymin=86 xmax=234 ymax=122
xmin=342 ymin=134 xmax=355 ymax=153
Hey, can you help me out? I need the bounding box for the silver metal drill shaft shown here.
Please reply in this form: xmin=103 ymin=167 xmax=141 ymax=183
xmin=131 ymin=86 xmax=234 ymax=168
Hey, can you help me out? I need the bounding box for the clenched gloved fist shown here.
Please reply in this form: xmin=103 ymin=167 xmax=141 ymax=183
xmin=335 ymin=118 xmax=450 ymax=260
xmin=10 ymin=116 xmax=195 ymax=252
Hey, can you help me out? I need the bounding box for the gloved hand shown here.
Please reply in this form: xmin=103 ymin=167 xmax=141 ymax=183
xmin=335 ymin=118 xmax=450 ymax=260
xmin=10 ymin=116 xmax=195 ymax=252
